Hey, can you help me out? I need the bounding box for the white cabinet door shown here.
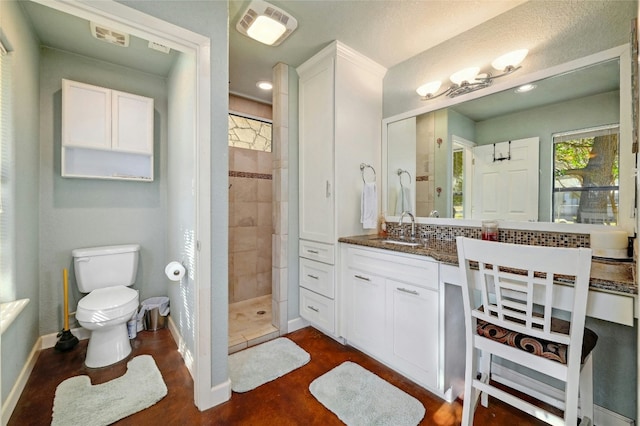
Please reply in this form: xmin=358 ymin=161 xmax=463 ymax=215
xmin=346 ymin=268 xmax=386 ymax=358
xmin=112 ymin=90 xmax=154 ymax=154
xmin=472 ymin=137 xmax=539 ymax=221
xmin=387 ymin=280 xmax=439 ymax=389
xmin=298 ymin=55 xmax=335 ymax=243
xmin=62 ymin=79 xmax=111 ymax=149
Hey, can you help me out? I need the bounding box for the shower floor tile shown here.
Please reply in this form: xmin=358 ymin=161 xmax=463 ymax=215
xmin=229 ymin=295 xmax=278 ymax=353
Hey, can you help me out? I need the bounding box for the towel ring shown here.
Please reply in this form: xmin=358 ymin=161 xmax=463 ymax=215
xmin=397 ymin=169 xmax=411 ymax=186
xmin=360 ymin=163 xmax=376 ymax=183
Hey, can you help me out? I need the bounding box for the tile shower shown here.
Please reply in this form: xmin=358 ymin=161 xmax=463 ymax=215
xmin=228 ymin=147 xmax=273 ymax=303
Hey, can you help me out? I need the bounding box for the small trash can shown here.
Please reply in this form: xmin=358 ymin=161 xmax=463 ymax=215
xmin=141 ymin=296 xmax=170 ymax=331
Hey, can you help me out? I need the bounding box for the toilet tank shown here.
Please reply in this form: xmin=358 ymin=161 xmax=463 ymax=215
xmin=72 ymin=244 xmax=140 ymax=293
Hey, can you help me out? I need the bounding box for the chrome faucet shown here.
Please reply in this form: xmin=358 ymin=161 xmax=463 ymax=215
xmin=399 ymin=211 xmax=416 ymax=240
xmin=429 ymin=210 xmax=440 ymax=218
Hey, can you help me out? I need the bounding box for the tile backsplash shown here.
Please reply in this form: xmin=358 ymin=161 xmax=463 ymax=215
xmin=386 ymin=222 xmax=591 ymax=248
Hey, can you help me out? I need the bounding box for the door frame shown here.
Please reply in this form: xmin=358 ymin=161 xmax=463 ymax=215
xmin=31 ymin=0 xmax=219 ymax=410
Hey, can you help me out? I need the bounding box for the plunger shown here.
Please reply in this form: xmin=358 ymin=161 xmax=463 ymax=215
xmin=55 ymin=268 xmax=79 ymax=352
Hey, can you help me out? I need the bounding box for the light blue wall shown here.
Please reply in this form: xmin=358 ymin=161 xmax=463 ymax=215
xmin=38 ymin=48 xmax=169 ymax=335
xmin=117 ymin=0 xmax=230 ymax=387
xmin=167 ymin=52 xmax=197 ymax=356
xmin=475 ymin=91 xmax=619 ymax=222
xmin=0 ymin=0 xmax=41 ymax=405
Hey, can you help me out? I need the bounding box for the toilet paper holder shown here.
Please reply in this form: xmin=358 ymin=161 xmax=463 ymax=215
xmin=165 ymin=261 xmax=187 ymax=281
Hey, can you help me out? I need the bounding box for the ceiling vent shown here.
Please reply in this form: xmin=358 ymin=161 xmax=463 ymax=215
xmin=148 ymin=41 xmax=171 ymax=54
xmin=90 ymin=22 xmax=129 ymax=47
xmin=236 ymin=0 xmax=297 ymax=46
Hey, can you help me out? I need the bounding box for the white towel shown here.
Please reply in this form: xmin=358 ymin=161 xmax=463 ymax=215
xmin=395 ymin=187 xmax=412 ymax=215
xmin=361 ymin=182 xmax=377 ymax=229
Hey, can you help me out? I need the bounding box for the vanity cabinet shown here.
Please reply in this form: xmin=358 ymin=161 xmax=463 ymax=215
xmin=61 ymin=79 xmax=154 ymax=181
xmin=297 ymin=41 xmax=386 ymax=337
xmin=342 ymin=244 xmax=440 ymax=391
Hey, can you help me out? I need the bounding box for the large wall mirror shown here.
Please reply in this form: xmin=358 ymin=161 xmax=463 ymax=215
xmin=383 ymin=44 xmax=634 ymax=232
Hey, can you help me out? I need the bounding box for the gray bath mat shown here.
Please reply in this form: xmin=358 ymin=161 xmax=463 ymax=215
xmin=310 ymin=361 xmax=426 ymax=426
xmin=52 ymin=355 xmax=167 ymax=426
xmin=229 ymin=337 xmax=310 ymax=392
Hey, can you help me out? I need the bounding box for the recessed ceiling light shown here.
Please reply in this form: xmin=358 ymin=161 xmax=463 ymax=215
xmin=256 ymin=81 xmax=273 ymax=90
xmin=515 ymin=83 xmax=537 ymax=93
xmin=236 ymin=0 xmax=298 ymax=46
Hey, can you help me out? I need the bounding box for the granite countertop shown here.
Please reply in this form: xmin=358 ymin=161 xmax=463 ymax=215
xmin=338 ymin=234 xmax=637 ymax=295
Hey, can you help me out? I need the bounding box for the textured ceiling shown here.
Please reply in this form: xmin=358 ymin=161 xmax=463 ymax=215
xmin=24 ymin=0 xmax=531 ymax=104
xmin=229 ymin=0 xmax=528 ymax=102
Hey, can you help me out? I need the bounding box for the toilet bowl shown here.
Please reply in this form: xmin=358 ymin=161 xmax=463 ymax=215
xmin=76 ymin=286 xmax=139 ymax=368
xmin=72 ymin=244 xmax=140 ymax=368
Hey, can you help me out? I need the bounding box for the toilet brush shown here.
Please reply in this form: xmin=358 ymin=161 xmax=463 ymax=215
xmin=55 ymin=268 xmax=79 ymax=352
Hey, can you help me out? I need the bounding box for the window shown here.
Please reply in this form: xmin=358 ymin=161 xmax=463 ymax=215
xmin=228 ymin=113 xmax=272 ymax=152
xmin=552 ymin=124 xmax=619 ymax=225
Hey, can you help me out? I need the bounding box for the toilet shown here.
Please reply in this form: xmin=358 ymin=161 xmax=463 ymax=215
xmin=72 ymin=244 xmax=140 ymax=368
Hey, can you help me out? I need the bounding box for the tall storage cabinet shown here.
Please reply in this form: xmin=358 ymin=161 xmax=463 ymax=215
xmin=297 ymin=41 xmax=386 ymax=338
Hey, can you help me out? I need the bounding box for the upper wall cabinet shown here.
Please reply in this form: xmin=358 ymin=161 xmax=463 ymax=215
xmin=61 ymin=79 xmax=154 ymax=182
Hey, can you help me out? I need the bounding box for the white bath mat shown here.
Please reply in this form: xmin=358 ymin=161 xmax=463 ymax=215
xmin=310 ymin=361 xmax=426 ymax=426
xmin=52 ymin=355 xmax=167 ymax=426
xmin=229 ymin=337 xmax=310 ymax=392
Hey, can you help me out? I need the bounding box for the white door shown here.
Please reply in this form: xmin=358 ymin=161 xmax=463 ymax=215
xmin=472 ymin=137 xmax=539 ymax=221
xmin=298 ymin=55 xmax=335 ymax=243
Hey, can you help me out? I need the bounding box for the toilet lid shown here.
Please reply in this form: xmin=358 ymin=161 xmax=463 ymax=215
xmin=77 ymin=286 xmax=138 ymax=321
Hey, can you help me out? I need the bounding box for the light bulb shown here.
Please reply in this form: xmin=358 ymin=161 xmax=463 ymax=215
xmin=416 ymin=81 xmax=442 ymax=97
xmin=492 ymin=49 xmax=528 ymax=71
xmin=450 ymin=67 xmax=479 ymax=85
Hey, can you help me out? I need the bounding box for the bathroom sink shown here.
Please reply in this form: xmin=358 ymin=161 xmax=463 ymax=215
xmin=381 ymin=239 xmax=422 ymax=247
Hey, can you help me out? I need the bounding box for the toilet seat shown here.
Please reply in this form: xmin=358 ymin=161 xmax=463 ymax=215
xmin=76 ymin=286 xmax=138 ymax=323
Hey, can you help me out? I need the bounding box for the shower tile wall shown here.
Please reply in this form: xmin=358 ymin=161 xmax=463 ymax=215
xmin=229 ymin=147 xmax=272 ymax=303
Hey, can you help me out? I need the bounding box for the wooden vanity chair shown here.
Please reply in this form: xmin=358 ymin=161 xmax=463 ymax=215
xmin=455 ymin=237 xmax=597 ymax=426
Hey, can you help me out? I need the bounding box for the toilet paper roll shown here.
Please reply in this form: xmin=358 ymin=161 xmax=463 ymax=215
xmin=165 ymin=261 xmax=186 ymax=281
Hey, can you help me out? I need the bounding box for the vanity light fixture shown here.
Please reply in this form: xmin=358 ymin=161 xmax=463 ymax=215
xmin=236 ymin=0 xmax=298 ymax=46
xmin=417 ymin=49 xmax=528 ymax=100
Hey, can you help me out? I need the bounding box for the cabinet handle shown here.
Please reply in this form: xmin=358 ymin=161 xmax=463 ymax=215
xmin=354 ymin=274 xmax=371 ymax=281
xmin=307 ymin=249 xmax=319 ymax=254
xmin=397 ymin=287 xmax=419 ymax=296
xmin=307 ymin=305 xmax=319 ymax=312
xmin=326 ymin=180 xmax=331 ymax=197
xmin=307 ymin=274 xmax=319 ymax=280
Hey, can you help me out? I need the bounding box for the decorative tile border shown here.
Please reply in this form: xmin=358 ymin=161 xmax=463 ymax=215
xmin=416 ymin=175 xmax=430 ymax=182
xmin=385 ymin=222 xmax=590 ymax=249
xmin=229 ymin=171 xmax=272 ymax=180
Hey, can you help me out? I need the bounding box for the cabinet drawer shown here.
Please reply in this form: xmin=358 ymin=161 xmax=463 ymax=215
xmin=299 ymin=240 xmax=335 ymax=264
xmin=300 ymin=258 xmax=335 ymax=298
xmin=346 ymin=246 xmax=438 ymax=290
xmin=300 ymin=287 xmax=335 ymax=333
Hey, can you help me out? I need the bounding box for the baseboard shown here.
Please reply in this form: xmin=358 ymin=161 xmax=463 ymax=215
xmin=287 ymin=316 xmax=308 ymax=333
xmin=40 ymin=327 xmax=90 ymax=349
xmin=492 ymin=363 xmax=634 ymax=426
xmin=167 ymin=316 xmax=194 ymax=379
xmin=1 ymin=337 xmax=41 ymax=425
